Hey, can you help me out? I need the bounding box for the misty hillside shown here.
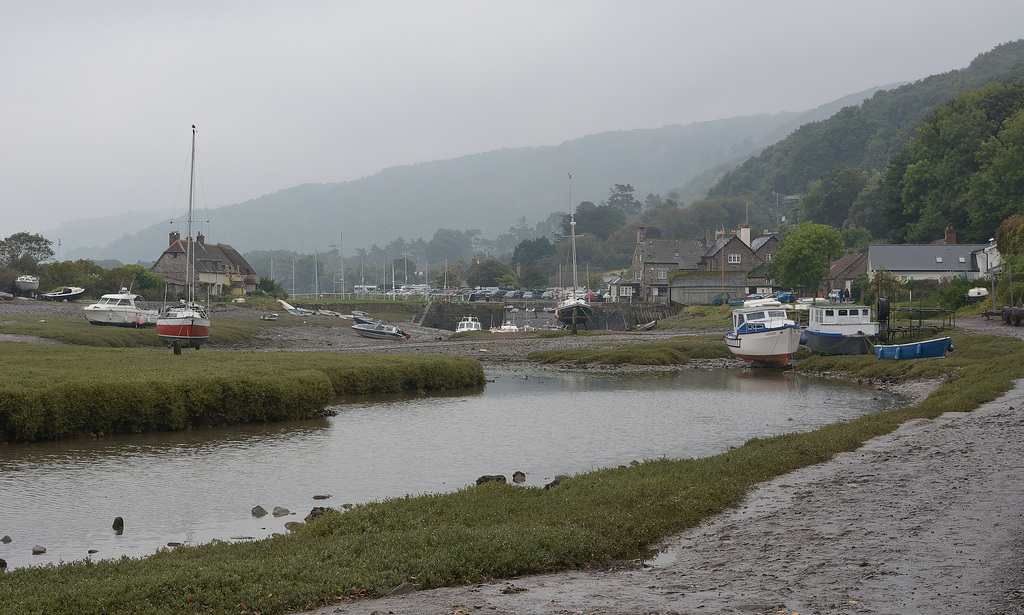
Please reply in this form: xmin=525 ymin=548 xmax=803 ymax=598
xmin=708 ymin=39 xmax=1024 ymax=199
xmin=56 ymin=88 xmax=878 ymax=264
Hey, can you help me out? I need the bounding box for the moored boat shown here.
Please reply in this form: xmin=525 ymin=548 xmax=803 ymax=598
xmin=41 ymin=286 xmax=87 ymax=302
xmin=724 ymin=306 xmax=802 ymax=367
xmin=455 ymin=315 xmax=482 ymax=332
xmin=802 ymin=304 xmax=879 ymax=355
xmin=554 ymin=174 xmax=593 ymax=332
xmin=351 ymin=322 xmax=410 ymax=340
xmin=14 ymin=275 xmax=39 ymax=296
xmin=84 ymin=288 xmax=159 ymax=326
xmin=874 ymin=336 xmax=953 ymax=360
xmin=156 ymin=125 xmax=211 ymax=349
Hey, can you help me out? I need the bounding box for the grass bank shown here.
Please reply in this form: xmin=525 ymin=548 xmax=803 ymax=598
xmin=0 ymin=344 xmax=484 ymax=443
xmin=527 ymin=334 xmax=732 ymax=365
xmin=1 ymin=333 xmax=1017 ymax=614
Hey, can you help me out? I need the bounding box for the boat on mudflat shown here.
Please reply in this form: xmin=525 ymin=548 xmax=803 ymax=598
xmin=724 ymin=306 xmax=802 ymax=367
xmin=41 ymin=286 xmax=87 ymax=302
xmin=802 ymin=304 xmax=879 ymax=355
xmin=455 ymin=315 xmax=482 ymax=332
xmin=84 ymin=288 xmax=159 ymax=326
xmin=874 ymin=337 xmax=953 ymax=360
xmin=351 ymin=322 xmax=410 ymax=340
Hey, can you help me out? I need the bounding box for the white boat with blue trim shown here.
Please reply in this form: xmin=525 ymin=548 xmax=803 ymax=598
xmin=802 ymin=304 xmax=879 ymax=355
xmin=724 ymin=306 xmax=802 ymax=367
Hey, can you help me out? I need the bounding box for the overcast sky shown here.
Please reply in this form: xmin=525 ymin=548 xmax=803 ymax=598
xmin=3 ymin=0 xmax=1023 ymax=238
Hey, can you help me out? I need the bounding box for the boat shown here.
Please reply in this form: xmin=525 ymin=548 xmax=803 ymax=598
xmin=490 ymin=324 xmax=519 ymax=333
xmin=635 ymin=320 xmax=657 ymax=331
xmin=260 ymin=313 xmax=279 ymax=321
xmin=793 ymin=297 xmax=833 ymax=310
xmin=156 ymin=126 xmax=211 ymax=349
xmin=83 ymin=288 xmax=159 ymax=326
xmin=14 ymin=275 xmax=39 ymax=296
xmin=874 ymin=337 xmax=953 ymax=360
xmin=554 ymin=174 xmax=593 ymax=331
xmin=351 ymin=321 xmax=410 ymax=340
xmin=0 ymin=290 xmax=13 ymax=301
xmin=724 ymin=306 xmax=803 ymax=367
xmin=455 ymin=315 xmax=482 ymax=332
xmin=41 ymin=286 xmax=86 ymax=302
xmin=801 ymin=304 xmax=879 ymax=355
xmin=277 ymin=299 xmax=315 ymax=316
xmin=353 ymin=314 xmax=378 ymax=325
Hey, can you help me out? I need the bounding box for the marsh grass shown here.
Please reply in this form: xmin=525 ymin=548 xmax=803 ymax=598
xmin=0 ymin=344 xmax=484 ymax=442
xmin=0 ymin=312 xmax=299 ymax=347
xmin=1 ymin=332 xmax=1018 ymax=615
xmin=528 ymin=335 xmax=730 ymax=365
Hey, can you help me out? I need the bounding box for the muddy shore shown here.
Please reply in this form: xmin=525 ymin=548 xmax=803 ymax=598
xmin=3 ymin=301 xmax=1022 ymax=613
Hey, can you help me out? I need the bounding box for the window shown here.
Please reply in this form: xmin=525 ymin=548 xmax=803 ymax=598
xmin=656 ymin=268 xmax=668 ymax=280
xmin=936 ymin=256 xmax=943 ymax=263
xmin=958 ymin=256 xmax=966 ymax=263
xmin=728 ymin=253 xmax=742 ymax=264
xmin=765 ymin=253 xmax=773 ymax=261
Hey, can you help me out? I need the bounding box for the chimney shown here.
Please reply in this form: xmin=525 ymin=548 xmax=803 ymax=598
xmin=169 ymin=230 xmax=180 ymax=246
xmin=738 ymin=224 xmax=751 ymax=247
xmin=945 ymin=226 xmax=956 ymax=245
xmin=704 ymin=227 xmax=711 ymax=246
xmin=197 ymin=231 xmax=205 ymax=246
xmin=636 ymin=226 xmax=646 ymax=244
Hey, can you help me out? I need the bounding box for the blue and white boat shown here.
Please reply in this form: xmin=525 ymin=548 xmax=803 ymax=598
xmin=874 ymin=337 xmax=953 ymax=360
xmin=802 ymin=304 xmax=879 ymax=355
xmin=724 ymin=306 xmax=802 ymax=367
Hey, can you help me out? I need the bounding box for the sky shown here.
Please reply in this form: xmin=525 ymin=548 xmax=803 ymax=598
xmin=2 ymin=0 xmax=1024 ymax=241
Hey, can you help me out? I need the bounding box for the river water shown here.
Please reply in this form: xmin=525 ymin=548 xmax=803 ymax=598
xmin=0 ymin=367 xmax=903 ymax=570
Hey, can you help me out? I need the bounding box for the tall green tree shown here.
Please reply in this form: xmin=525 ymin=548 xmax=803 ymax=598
xmin=767 ymin=223 xmax=844 ymax=294
xmin=465 ymin=259 xmax=514 ymax=287
xmin=0 ymin=232 xmax=54 ymax=270
xmin=607 ymin=184 xmax=642 ymax=215
xmin=799 ymin=165 xmax=868 ymax=228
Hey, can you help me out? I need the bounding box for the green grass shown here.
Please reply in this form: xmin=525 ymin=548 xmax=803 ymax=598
xmin=0 ymin=331 xmax=1017 ymax=615
xmin=0 ymin=344 xmax=484 ymax=442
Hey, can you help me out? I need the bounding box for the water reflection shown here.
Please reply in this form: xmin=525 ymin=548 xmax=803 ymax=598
xmin=0 ymin=367 xmax=902 ymax=569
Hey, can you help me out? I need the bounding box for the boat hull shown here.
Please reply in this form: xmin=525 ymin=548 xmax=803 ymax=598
xmin=725 ymin=326 xmax=802 ymax=367
xmin=802 ymin=330 xmax=876 ymax=355
xmin=874 ymin=337 xmax=953 ymax=360
xmin=156 ymin=314 xmax=211 ymax=348
xmin=42 ymin=287 xmax=86 ymax=302
xmin=554 ymin=300 xmax=593 ymax=327
xmin=85 ymin=308 xmax=159 ymax=327
xmin=14 ymin=276 xmax=39 ymax=292
xmin=351 ymin=323 xmax=409 ymax=340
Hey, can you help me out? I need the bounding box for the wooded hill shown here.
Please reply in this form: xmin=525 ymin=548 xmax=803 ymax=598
xmin=705 ymin=39 xmax=1024 ymax=245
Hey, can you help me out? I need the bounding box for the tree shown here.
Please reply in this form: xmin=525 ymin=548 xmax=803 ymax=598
xmin=562 ymin=203 xmax=626 ymax=240
xmin=519 ymin=265 xmax=548 ymax=290
xmin=465 ymin=259 xmax=514 ymax=288
xmin=0 ymin=232 xmax=54 ymax=270
xmin=608 ymin=184 xmax=642 ymax=215
xmin=512 ymin=236 xmax=555 ymax=268
xmin=767 ymin=223 xmax=844 ymax=294
xmin=799 ymin=165 xmax=868 ymax=228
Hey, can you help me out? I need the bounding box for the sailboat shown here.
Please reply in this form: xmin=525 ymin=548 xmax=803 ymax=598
xmin=554 ymin=174 xmax=593 ymax=332
xmin=156 ymin=125 xmax=211 ymax=349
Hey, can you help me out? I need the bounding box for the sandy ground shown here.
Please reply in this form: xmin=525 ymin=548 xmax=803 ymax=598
xmin=4 ymin=301 xmax=1023 ymax=613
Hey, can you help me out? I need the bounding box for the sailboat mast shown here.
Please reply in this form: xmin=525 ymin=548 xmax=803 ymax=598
xmin=187 ymin=124 xmax=197 ymax=304
xmin=569 ymin=173 xmax=579 ymax=293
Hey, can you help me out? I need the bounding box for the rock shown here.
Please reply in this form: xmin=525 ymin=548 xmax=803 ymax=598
xmin=341 ymin=503 xmax=353 ymax=510
xmin=284 ymin=521 xmax=303 ymax=531
xmin=88 ymin=549 xmax=98 ymax=554
xmin=387 ymin=582 xmax=416 ymax=596
xmin=251 ymin=505 xmax=268 ymax=518
xmin=1 ymin=535 xmax=11 ymax=543
xmin=476 ymin=474 xmax=507 ymax=485
xmin=512 ymin=471 xmax=526 ymax=483
xmin=312 ymin=494 xmax=331 ymax=500
xmin=272 ymin=506 xmax=290 ymax=517
xmin=544 ymin=474 xmax=571 ymax=490
xmin=32 ymin=545 xmax=46 ymax=555
xmin=305 ymin=507 xmax=328 ymax=522
xmin=112 ymin=517 xmax=124 ymax=533
xmin=0 ymin=558 xmax=6 ymax=571
xmin=167 ymin=542 xmax=182 ymax=548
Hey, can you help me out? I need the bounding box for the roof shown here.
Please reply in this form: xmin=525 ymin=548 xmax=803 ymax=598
xmin=637 ymin=238 xmax=707 ymax=270
xmin=868 ymin=244 xmax=988 ymax=273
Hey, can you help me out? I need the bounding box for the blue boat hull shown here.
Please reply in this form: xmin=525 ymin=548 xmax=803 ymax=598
xmin=874 ymin=337 xmax=953 ymax=360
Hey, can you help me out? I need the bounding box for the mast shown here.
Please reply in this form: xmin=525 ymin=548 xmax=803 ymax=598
xmin=569 ymin=173 xmax=579 ymax=294
xmin=187 ymin=124 xmax=197 ymax=305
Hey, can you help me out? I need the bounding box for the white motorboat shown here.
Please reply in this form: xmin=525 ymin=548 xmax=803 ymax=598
xmin=802 ymin=304 xmax=879 ymax=355
xmin=41 ymin=286 xmax=86 ymax=302
xmin=84 ymin=288 xmax=159 ymax=326
xmin=455 ymin=316 xmax=482 ymax=332
xmin=156 ymin=126 xmax=211 ymax=349
xmin=352 ymin=321 xmax=410 ymax=340
xmin=724 ymin=306 xmax=802 ymax=367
